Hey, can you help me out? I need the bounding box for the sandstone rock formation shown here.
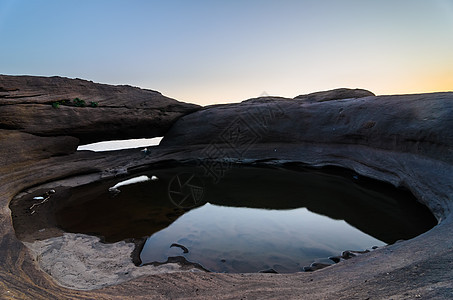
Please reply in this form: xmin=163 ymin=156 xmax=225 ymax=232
xmin=1 ymin=76 xmax=452 ymax=299
xmin=0 ymin=130 xmax=79 ymax=165
xmin=0 ymin=75 xmax=200 ymax=144
xmin=294 ymin=87 xmax=375 ymax=102
xmin=162 ymin=91 xmax=453 ymax=164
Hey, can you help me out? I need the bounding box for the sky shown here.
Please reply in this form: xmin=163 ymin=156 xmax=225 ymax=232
xmin=0 ymin=0 xmax=452 ymax=105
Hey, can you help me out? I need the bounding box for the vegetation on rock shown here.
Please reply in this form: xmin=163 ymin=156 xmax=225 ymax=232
xmin=73 ymin=98 xmax=86 ymax=107
xmin=51 ymin=98 xmax=98 ymax=109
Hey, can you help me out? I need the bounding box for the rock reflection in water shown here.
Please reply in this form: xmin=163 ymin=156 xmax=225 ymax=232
xmin=47 ymin=164 xmax=437 ymax=273
xmin=140 ymin=203 xmax=385 ymax=273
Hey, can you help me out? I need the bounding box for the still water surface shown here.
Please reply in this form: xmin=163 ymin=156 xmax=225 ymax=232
xmin=140 ymin=203 xmax=385 ymax=273
xmin=53 ymin=164 xmax=436 ymax=273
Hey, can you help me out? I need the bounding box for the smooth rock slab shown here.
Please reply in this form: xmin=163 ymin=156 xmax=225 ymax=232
xmin=0 ymin=130 xmax=79 ymax=166
xmin=162 ymin=92 xmax=453 ymax=164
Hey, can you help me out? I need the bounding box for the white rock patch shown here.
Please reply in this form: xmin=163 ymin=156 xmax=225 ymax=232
xmin=24 ymin=233 xmax=196 ymax=290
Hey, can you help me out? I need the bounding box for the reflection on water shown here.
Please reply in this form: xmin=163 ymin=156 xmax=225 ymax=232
xmin=50 ymin=163 xmax=436 ymax=273
xmin=77 ymin=137 xmax=162 ymax=152
xmin=141 ymin=203 xmax=384 ymax=273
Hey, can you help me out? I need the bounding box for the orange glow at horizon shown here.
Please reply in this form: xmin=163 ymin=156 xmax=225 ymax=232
xmin=1 ymin=0 xmax=452 ymax=106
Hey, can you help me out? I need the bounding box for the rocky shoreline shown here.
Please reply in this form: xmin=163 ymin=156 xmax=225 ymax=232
xmin=1 ymin=75 xmax=453 ymax=299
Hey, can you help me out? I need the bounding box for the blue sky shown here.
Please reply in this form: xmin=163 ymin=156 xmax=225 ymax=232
xmin=1 ymin=0 xmax=452 ymax=105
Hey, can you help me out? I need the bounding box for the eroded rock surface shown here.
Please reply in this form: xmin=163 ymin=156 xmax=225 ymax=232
xmin=0 ymin=130 xmax=79 ymax=166
xmin=0 ymin=75 xmax=200 ymax=144
xmin=162 ymin=92 xmax=453 ymax=164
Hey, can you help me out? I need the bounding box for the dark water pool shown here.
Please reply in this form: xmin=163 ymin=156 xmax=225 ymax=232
xmin=35 ymin=164 xmax=437 ymax=273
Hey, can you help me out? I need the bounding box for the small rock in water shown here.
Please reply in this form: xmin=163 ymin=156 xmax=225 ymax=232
xmin=303 ymin=262 xmax=331 ymax=272
xmin=170 ymin=243 xmax=189 ymax=253
xmin=141 ymin=147 xmax=150 ymax=156
xmin=151 ymin=175 xmax=158 ymax=181
xmin=342 ymin=250 xmax=370 ymax=259
xmin=328 ymin=256 xmax=342 ymax=263
xmin=108 ymin=187 xmax=121 ymax=196
xmin=341 ymin=251 xmax=356 ymax=259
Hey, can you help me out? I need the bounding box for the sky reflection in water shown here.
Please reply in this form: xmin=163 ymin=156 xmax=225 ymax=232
xmin=141 ymin=202 xmax=385 ymax=273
